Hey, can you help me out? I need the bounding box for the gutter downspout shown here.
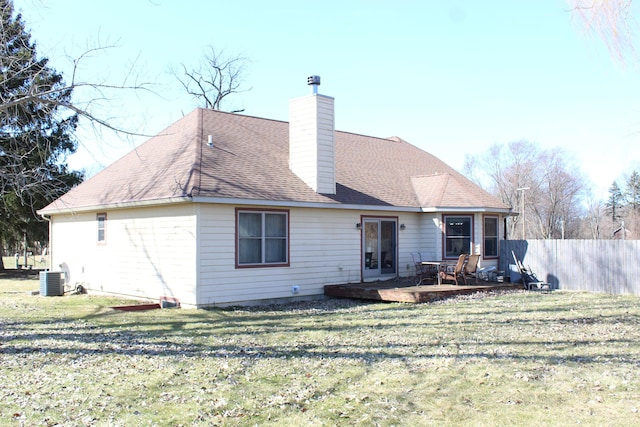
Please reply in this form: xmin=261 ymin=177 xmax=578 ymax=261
xmin=39 ymin=213 xmax=51 ymax=271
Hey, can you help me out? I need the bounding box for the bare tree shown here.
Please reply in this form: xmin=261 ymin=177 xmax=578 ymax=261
xmin=568 ymin=0 xmax=637 ymax=63
xmin=529 ymin=148 xmax=587 ymax=239
xmin=0 ymin=27 xmax=153 ymax=131
xmin=580 ymin=194 xmax=605 ymax=238
xmin=467 ymin=140 xmax=588 ymax=239
xmin=471 ymin=140 xmax=539 ymax=238
xmin=175 ymin=46 xmax=249 ymax=112
xmin=0 ymin=0 xmax=153 ymax=269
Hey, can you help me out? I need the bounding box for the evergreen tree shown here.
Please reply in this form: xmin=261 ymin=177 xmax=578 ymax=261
xmin=623 ymin=170 xmax=640 ymax=238
xmin=625 ymin=170 xmax=640 ymax=212
xmin=0 ymin=0 xmax=83 ymax=269
xmin=605 ymin=181 xmax=624 ymax=224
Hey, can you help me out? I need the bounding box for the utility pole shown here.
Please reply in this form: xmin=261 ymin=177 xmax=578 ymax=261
xmin=517 ymin=187 xmax=530 ymax=240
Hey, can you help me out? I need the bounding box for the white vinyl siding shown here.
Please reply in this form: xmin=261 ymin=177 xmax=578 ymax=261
xmin=49 ymin=204 xmax=197 ymax=306
xmin=199 ymin=206 xmax=364 ymax=306
xmin=198 ymin=205 xmax=445 ymax=306
xmin=49 ymin=201 xmax=506 ymax=307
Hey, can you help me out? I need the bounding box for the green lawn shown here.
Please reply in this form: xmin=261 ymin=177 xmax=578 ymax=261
xmin=1 ymin=276 xmax=639 ymax=426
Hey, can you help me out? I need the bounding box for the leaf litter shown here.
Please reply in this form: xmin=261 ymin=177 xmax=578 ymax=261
xmin=1 ymin=286 xmax=639 ymax=426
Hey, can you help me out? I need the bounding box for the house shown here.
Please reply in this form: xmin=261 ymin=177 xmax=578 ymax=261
xmin=38 ymin=76 xmax=513 ymax=307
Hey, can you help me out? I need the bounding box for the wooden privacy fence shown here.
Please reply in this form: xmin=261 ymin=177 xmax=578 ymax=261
xmin=499 ymin=240 xmax=640 ymax=296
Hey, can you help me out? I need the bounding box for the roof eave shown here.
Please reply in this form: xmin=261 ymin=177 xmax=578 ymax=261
xmin=420 ymin=206 xmax=514 ymax=214
xmin=37 ymin=197 xmax=193 ymax=216
xmin=37 ymin=198 xmax=514 ymax=216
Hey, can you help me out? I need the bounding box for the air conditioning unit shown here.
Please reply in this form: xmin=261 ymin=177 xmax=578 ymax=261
xmin=39 ymin=271 xmax=63 ymax=296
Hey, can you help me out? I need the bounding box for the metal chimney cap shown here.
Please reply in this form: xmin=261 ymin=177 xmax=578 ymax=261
xmin=307 ymin=75 xmax=321 ymax=86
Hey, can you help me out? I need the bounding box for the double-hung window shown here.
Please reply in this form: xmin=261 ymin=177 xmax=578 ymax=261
xmin=444 ymin=215 xmax=472 ymax=258
xmin=97 ymin=213 xmax=107 ymax=243
xmin=483 ymin=216 xmax=499 ymax=258
xmin=237 ymin=209 xmax=289 ymax=267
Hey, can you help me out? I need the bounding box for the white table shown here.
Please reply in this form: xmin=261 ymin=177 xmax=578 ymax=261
xmin=419 ymin=261 xmax=448 ymax=285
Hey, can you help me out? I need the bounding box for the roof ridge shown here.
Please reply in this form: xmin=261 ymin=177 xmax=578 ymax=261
xmin=438 ymin=174 xmax=451 ymax=205
xmin=335 ymin=130 xmax=404 ymax=141
xmin=412 ymin=172 xmax=452 ymax=179
xmin=198 ymin=107 xmax=406 ymax=143
xmin=199 ymin=107 xmax=289 ymax=125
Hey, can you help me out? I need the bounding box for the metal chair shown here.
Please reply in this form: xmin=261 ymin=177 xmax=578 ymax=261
xmin=411 ymin=252 xmax=438 ymax=285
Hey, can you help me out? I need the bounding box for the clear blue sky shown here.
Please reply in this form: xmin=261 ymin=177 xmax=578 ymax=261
xmin=14 ymin=0 xmax=640 ymax=200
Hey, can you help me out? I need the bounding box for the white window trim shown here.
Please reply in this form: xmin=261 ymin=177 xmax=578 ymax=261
xmin=97 ymin=213 xmax=107 ymax=244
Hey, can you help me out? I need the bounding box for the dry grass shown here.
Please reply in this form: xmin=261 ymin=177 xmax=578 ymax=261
xmin=1 ymin=255 xmax=48 ymax=271
xmin=1 ymin=275 xmax=639 ymax=426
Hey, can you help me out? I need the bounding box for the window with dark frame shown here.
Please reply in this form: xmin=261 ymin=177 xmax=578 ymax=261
xmin=483 ymin=216 xmax=499 ymax=258
xmin=444 ymin=215 xmax=472 ymax=258
xmin=237 ymin=210 xmax=288 ymax=266
xmin=97 ymin=213 xmax=106 ymax=243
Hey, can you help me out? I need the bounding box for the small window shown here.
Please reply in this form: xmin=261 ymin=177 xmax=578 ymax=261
xmin=484 ymin=216 xmax=499 ymax=258
xmin=237 ymin=209 xmax=288 ymax=267
xmin=97 ymin=213 xmax=106 ymax=243
xmin=444 ymin=215 xmax=472 ymax=258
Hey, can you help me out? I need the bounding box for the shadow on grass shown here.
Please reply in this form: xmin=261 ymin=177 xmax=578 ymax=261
xmin=2 ymin=294 xmax=640 ymax=368
xmin=2 ymin=328 xmax=638 ymax=367
xmin=0 ymin=268 xmax=42 ymax=280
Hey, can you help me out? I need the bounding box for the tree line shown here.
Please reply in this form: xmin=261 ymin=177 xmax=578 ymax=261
xmin=464 ymin=139 xmax=639 ymax=240
xmin=605 ymin=172 xmax=640 ymax=239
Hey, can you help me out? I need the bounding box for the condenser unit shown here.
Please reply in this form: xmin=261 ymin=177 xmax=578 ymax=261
xmin=39 ymin=271 xmax=63 ymax=297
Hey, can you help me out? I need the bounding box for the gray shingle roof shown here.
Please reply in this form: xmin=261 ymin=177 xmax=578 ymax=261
xmin=39 ymin=108 xmax=511 ymax=213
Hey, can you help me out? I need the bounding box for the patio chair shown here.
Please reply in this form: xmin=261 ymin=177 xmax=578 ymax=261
xmin=440 ymin=254 xmax=466 ymax=286
xmin=411 ymin=252 xmax=438 ymax=285
xmin=463 ymin=254 xmax=480 ymax=285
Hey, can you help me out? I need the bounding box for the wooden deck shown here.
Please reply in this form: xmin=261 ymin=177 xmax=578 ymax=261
xmin=324 ymin=279 xmax=524 ymax=303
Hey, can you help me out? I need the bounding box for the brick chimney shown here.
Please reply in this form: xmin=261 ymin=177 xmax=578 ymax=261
xmin=289 ymin=76 xmax=336 ymax=195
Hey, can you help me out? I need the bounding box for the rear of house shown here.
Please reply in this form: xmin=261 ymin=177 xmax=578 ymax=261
xmin=39 ymin=77 xmax=512 ymax=307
